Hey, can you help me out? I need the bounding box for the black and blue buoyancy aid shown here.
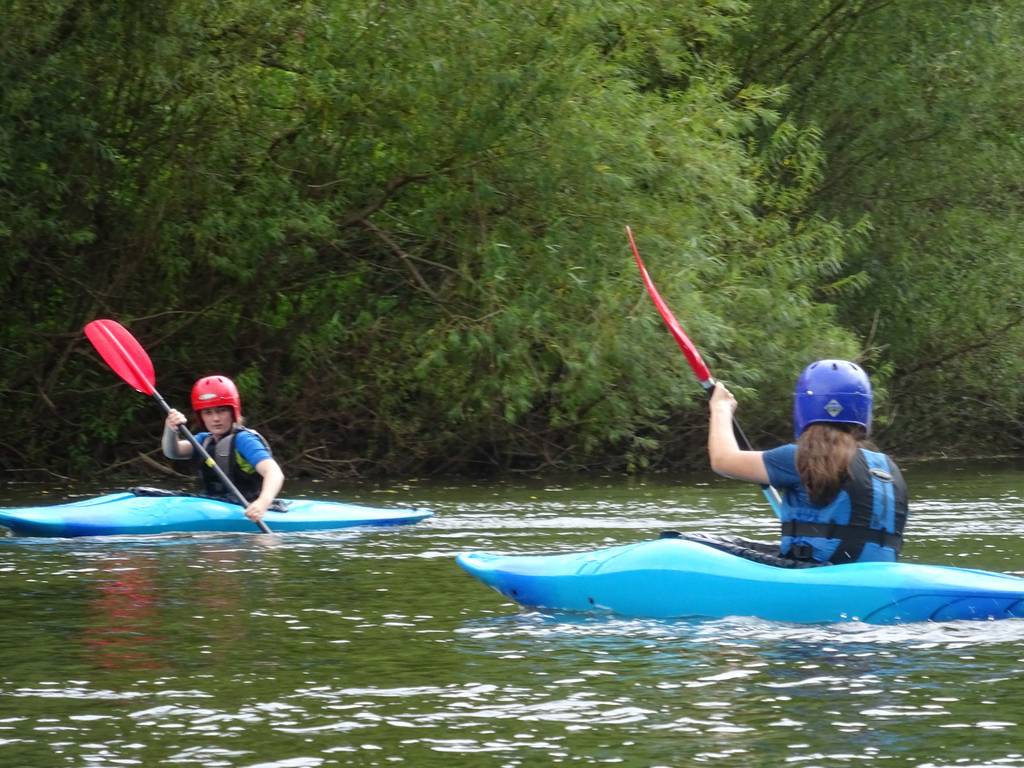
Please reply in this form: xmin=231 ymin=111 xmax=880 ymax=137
xmin=780 ymin=448 xmax=907 ymax=564
xmin=193 ymin=427 xmax=269 ymax=502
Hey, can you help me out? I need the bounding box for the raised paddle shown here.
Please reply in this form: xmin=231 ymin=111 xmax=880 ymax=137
xmin=83 ymin=318 xmax=273 ymax=534
xmin=625 ymin=226 xmax=783 ymax=513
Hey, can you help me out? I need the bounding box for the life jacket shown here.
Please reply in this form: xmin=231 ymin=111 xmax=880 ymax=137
xmin=192 ymin=426 xmax=269 ymax=502
xmin=779 ymin=448 xmax=907 ymax=564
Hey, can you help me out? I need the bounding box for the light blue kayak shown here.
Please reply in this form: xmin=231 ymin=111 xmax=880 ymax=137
xmin=456 ymin=537 xmax=1024 ymax=624
xmin=0 ymin=491 xmax=433 ymax=537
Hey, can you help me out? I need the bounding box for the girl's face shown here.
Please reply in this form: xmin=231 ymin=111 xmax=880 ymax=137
xmin=199 ymin=406 xmax=235 ymax=438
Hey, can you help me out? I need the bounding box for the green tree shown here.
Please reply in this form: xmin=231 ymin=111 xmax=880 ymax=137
xmin=0 ymin=0 xmax=862 ymax=478
xmin=721 ymin=1 xmax=1024 ymax=453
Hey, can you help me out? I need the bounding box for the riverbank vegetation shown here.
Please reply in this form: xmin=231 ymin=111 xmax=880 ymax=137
xmin=3 ymin=1 xmax=1023 ymax=480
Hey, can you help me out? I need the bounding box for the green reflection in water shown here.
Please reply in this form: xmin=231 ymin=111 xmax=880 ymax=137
xmin=0 ymin=459 xmax=1022 ymax=766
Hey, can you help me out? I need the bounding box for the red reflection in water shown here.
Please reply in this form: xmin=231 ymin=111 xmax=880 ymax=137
xmin=80 ymin=549 xmax=247 ymax=672
xmin=81 ymin=558 xmax=164 ymax=671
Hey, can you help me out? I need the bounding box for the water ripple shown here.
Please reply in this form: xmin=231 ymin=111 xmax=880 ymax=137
xmin=2 ymin=468 xmax=1024 ymax=767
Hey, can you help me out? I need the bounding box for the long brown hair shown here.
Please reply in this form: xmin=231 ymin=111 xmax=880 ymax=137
xmin=796 ymin=423 xmax=869 ymax=506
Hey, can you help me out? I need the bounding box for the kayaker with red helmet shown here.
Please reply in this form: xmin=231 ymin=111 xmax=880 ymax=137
xmin=161 ymin=375 xmax=285 ymax=524
xmin=708 ymin=360 xmax=907 ymax=565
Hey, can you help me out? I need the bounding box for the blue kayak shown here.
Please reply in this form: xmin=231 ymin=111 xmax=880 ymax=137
xmin=456 ymin=537 xmax=1024 ymax=624
xmin=0 ymin=491 xmax=433 ymax=537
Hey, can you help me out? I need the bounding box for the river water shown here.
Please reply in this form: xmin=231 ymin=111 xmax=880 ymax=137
xmin=1 ymin=459 xmax=1023 ymax=767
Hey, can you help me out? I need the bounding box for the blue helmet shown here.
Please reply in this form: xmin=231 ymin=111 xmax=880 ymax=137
xmin=793 ymin=359 xmax=872 ymax=438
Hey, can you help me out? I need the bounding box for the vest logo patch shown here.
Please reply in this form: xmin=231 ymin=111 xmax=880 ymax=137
xmin=824 ymin=399 xmax=844 ymax=417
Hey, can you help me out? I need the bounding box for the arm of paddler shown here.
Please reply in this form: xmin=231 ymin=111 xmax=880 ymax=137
xmin=707 ymin=382 xmax=771 ymax=484
xmin=244 ymin=457 xmax=285 ymax=522
xmin=162 ymin=408 xmax=193 ymax=459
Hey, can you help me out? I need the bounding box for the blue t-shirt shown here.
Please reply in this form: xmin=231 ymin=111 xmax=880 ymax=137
xmin=762 ymin=443 xmax=799 ymax=486
xmin=761 ymin=443 xmax=815 ymax=511
xmin=194 ymin=429 xmax=272 ymax=470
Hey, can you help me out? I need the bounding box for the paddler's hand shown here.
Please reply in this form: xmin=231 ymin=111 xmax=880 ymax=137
xmin=165 ymin=409 xmax=187 ymax=432
xmin=709 ymin=381 xmax=738 ymax=416
xmin=162 ymin=409 xmax=190 ymax=459
xmin=245 ymin=498 xmax=270 ymax=522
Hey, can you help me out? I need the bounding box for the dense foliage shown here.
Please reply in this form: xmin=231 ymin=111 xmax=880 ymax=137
xmin=2 ymin=0 xmax=1022 ymax=480
xmin=720 ymin=1 xmax=1024 ymax=454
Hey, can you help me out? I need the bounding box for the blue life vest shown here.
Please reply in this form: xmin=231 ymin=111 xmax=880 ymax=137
xmin=779 ymin=448 xmax=907 ymax=564
xmin=192 ymin=427 xmax=270 ymax=502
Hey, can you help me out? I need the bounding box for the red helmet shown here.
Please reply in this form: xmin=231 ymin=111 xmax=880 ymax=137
xmin=191 ymin=375 xmax=242 ymax=422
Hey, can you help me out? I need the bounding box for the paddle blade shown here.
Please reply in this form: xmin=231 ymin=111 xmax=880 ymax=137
xmin=84 ymin=319 xmax=157 ymax=395
xmin=625 ymin=226 xmax=714 ymax=386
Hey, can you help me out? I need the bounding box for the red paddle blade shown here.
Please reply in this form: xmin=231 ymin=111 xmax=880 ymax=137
xmin=626 ymin=226 xmax=714 ymax=387
xmin=84 ymin=319 xmax=157 ymax=395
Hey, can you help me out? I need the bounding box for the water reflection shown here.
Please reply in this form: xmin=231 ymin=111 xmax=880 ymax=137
xmin=0 ymin=465 xmax=1023 ymax=767
xmin=81 ymin=554 xmax=165 ymax=671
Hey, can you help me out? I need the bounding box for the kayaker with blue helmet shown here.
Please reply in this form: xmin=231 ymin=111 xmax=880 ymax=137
xmin=161 ymin=375 xmax=285 ymax=524
xmin=708 ymin=360 xmax=907 ymax=565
